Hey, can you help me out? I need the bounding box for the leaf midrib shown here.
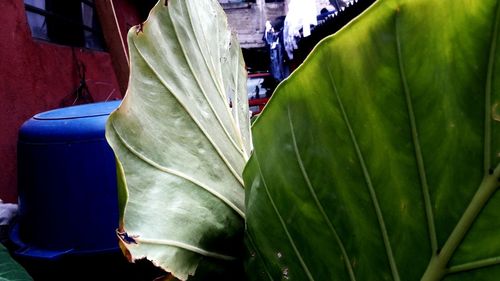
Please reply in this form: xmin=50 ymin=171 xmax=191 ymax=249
xmin=165 ymin=3 xmax=247 ymax=160
xmin=185 ymin=0 xmax=227 ymax=102
xmin=130 ymin=38 xmax=245 ymax=186
xmin=182 ymin=0 xmax=249 ymax=157
xmin=109 ymin=121 xmax=246 ymax=218
xmin=421 ymin=1 xmax=500 ymax=278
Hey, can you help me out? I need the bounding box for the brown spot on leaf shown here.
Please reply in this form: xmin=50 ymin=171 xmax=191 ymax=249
xmin=116 ymin=229 xmax=138 ymax=244
xmin=118 ymin=240 xmax=133 ymax=262
xmin=135 ymin=23 xmax=144 ymax=35
xmin=493 ymin=102 xmax=500 ymax=122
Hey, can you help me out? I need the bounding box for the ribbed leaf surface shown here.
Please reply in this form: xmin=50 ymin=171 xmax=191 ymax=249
xmin=105 ymin=0 xmax=250 ymax=279
xmin=244 ymin=0 xmax=500 ymax=280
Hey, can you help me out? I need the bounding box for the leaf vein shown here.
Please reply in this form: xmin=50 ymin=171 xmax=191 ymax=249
xmin=326 ymin=64 xmax=400 ymax=281
xmin=422 ymin=164 xmax=500 ymax=280
xmin=448 ymin=256 xmax=500 ymax=274
xmin=135 ymin=237 xmax=237 ymax=260
xmin=109 ymin=121 xmax=246 ymax=218
xmin=254 ymin=151 xmax=315 ymax=281
xmin=286 ymin=106 xmax=357 ymax=281
xmin=246 ymin=231 xmax=274 ymax=280
xmin=484 ymin=0 xmax=500 ymax=174
xmin=184 ymin=1 xmax=249 ymax=157
xmin=395 ymin=12 xmax=437 ymax=254
xmin=185 ymin=0 xmax=227 ymax=101
xmin=166 ymin=4 xmax=247 ymax=159
xmin=130 ymin=38 xmax=246 ymax=186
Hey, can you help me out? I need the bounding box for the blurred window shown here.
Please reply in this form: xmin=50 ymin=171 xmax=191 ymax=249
xmin=24 ymin=0 xmax=105 ymax=50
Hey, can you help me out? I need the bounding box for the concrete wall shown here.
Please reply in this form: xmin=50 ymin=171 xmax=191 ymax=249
xmin=223 ymin=0 xmax=337 ymax=48
xmin=224 ymin=2 xmax=286 ymax=48
xmin=0 ymin=0 xmax=123 ymax=202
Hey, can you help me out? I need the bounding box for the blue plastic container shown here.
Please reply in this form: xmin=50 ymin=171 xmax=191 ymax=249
xmin=11 ymin=101 xmax=121 ymax=260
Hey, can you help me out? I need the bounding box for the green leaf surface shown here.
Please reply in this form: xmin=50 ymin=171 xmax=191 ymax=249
xmin=105 ymin=0 xmax=251 ymax=280
xmin=244 ymin=0 xmax=500 ymax=280
xmin=0 ymin=244 xmax=32 ymax=281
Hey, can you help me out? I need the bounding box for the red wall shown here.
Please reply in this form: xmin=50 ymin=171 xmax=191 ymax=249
xmin=114 ymin=0 xmax=144 ymax=40
xmin=0 ymin=0 xmax=122 ymax=203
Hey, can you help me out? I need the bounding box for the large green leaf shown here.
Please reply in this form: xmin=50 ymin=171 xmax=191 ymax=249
xmin=244 ymin=0 xmax=500 ymax=280
xmin=105 ymin=0 xmax=251 ymax=279
xmin=0 ymin=244 xmax=32 ymax=281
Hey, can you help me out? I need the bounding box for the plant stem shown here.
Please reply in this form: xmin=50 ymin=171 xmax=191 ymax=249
xmin=421 ymin=164 xmax=500 ymax=281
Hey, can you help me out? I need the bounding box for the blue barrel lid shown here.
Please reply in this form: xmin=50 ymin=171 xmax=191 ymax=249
xmin=34 ymin=100 xmax=121 ymax=120
xmin=19 ymin=100 xmax=121 ymax=143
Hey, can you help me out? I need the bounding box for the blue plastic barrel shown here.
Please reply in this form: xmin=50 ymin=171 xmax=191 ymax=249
xmin=11 ymin=100 xmax=121 ymax=260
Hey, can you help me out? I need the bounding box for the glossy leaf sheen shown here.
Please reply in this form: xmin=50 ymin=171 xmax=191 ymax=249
xmin=105 ymin=0 xmax=250 ymax=280
xmin=244 ymin=0 xmax=500 ymax=280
